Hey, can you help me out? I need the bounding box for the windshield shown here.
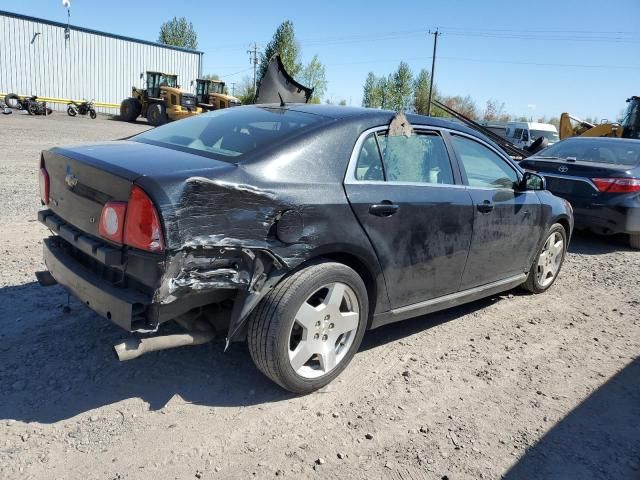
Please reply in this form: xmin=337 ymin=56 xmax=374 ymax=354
xmin=622 ymin=98 xmax=640 ymax=139
xmin=530 ymin=130 xmax=559 ymax=142
xmin=160 ymin=75 xmax=177 ymax=88
xmin=132 ymin=107 xmax=325 ymax=160
xmin=538 ymin=138 xmax=640 ymax=166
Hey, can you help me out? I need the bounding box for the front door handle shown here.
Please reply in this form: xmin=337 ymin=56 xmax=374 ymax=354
xmin=477 ymin=200 xmax=494 ymax=213
xmin=369 ymin=202 xmax=399 ymax=217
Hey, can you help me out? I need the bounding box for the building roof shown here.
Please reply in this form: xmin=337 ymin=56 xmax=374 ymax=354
xmin=0 ymin=9 xmax=203 ymax=55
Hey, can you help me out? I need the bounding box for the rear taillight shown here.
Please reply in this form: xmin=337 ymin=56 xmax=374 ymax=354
xmin=39 ymin=167 xmax=49 ymax=205
xmin=123 ymin=186 xmax=164 ymax=252
xmin=592 ymin=177 xmax=640 ymax=193
xmin=98 ymin=201 xmax=127 ymax=244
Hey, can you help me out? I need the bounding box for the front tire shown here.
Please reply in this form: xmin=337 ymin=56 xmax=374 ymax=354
xmin=247 ymin=261 xmax=368 ymax=394
xmin=89 ymin=109 xmax=97 ymax=119
xmin=146 ymin=103 xmax=167 ymax=126
xmin=522 ymin=223 xmax=567 ymax=293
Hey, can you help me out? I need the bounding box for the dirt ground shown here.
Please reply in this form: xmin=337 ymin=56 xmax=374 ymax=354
xmin=1 ymin=112 xmax=639 ymax=480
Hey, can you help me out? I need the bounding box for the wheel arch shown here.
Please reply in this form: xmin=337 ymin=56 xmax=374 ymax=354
xmin=293 ymin=246 xmax=389 ymax=329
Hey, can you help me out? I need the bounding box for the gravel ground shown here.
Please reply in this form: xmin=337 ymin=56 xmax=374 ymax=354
xmin=1 ymin=112 xmax=639 ymax=480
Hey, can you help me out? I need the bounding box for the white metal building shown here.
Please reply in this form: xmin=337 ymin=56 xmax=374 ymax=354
xmin=0 ymin=10 xmax=203 ymax=112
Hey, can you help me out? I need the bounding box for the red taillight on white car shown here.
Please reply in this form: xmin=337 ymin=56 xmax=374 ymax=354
xmin=98 ymin=201 xmax=127 ymax=244
xmin=39 ymin=167 xmax=49 ymax=205
xmin=592 ymin=177 xmax=640 ymax=193
xmin=123 ymin=186 xmax=165 ymax=252
xmin=98 ymin=186 xmax=164 ymax=252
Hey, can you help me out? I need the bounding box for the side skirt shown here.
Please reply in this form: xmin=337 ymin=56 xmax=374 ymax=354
xmin=370 ymin=274 xmax=527 ymax=329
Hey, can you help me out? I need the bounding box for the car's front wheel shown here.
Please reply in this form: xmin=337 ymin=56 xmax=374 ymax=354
xmin=522 ymin=223 xmax=567 ymax=293
xmin=247 ymin=261 xmax=368 ymax=394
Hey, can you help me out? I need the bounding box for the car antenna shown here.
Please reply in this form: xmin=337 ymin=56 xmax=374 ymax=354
xmin=278 ymin=91 xmax=286 ymax=107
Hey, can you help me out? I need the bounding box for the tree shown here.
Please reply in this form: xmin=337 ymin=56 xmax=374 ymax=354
xmin=435 ymin=95 xmax=478 ymax=119
xmin=413 ymin=69 xmax=435 ymax=115
xmin=338 ymin=99 xmax=347 ymax=106
xmin=300 ymin=55 xmax=327 ymax=102
xmin=376 ymin=76 xmax=388 ymax=109
xmin=388 ymin=62 xmax=413 ymax=111
xmin=259 ymin=20 xmax=302 ymax=84
xmin=236 ymin=75 xmax=256 ymax=105
xmin=483 ymin=99 xmax=507 ymax=122
xmin=158 ymin=17 xmax=198 ymax=50
xmin=362 ymin=72 xmax=378 ymax=108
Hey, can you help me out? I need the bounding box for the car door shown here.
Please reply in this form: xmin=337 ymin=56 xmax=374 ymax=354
xmin=448 ymin=133 xmax=543 ymax=289
xmin=344 ymin=128 xmax=474 ymax=308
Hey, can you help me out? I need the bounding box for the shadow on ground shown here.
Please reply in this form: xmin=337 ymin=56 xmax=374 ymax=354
xmin=504 ymin=358 xmax=640 ymax=480
xmin=0 ymin=281 xmax=504 ymax=424
xmin=568 ymin=230 xmax=633 ymax=255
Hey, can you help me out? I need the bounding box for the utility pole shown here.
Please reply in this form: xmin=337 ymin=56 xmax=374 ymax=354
xmin=231 ymin=82 xmax=236 ymax=96
xmin=247 ymin=43 xmax=260 ymax=93
xmin=427 ymin=28 xmax=441 ymax=116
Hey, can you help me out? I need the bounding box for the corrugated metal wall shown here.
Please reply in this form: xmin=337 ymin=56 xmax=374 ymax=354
xmin=0 ymin=11 xmax=202 ymax=113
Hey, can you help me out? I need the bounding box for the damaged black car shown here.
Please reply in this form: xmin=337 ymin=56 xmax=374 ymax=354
xmin=37 ymin=105 xmax=573 ymax=393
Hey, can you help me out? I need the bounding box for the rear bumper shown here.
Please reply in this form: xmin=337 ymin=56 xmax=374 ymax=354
xmin=571 ymin=203 xmax=640 ymax=234
xmin=43 ymin=237 xmax=150 ymax=331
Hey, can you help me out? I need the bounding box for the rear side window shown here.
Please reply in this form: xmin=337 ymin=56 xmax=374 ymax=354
xmin=355 ymin=134 xmax=384 ymax=181
xmin=358 ymin=131 xmax=454 ymax=184
xmin=133 ymin=107 xmax=324 ymax=160
xmin=452 ymin=135 xmax=518 ymax=189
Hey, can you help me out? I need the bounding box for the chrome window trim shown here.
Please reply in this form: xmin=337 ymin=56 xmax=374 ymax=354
xmin=344 ymin=125 xmax=464 ymax=188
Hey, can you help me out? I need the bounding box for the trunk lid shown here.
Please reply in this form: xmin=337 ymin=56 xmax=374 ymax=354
xmin=521 ymin=156 xmax=636 ymax=199
xmin=42 ymin=140 xmax=234 ymax=240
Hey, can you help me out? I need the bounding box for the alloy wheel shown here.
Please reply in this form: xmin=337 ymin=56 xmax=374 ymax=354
xmin=536 ymin=231 xmax=565 ymax=288
xmin=288 ymin=282 xmax=360 ymax=379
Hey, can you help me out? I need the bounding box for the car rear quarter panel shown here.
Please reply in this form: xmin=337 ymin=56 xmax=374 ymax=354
xmin=137 ymin=117 xmax=392 ymax=331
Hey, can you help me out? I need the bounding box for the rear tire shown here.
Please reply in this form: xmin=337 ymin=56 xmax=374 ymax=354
xmin=146 ymin=103 xmax=167 ymax=126
xmin=4 ymin=93 xmax=20 ymax=109
xmin=630 ymin=234 xmax=640 ymax=250
xmin=247 ymin=261 xmax=368 ymax=394
xmin=119 ymin=98 xmax=140 ymax=122
xmin=67 ymin=106 xmax=77 ymax=117
xmin=521 ymin=223 xmax=567 ymax=294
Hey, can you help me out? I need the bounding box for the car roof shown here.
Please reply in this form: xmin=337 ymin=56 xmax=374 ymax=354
xmin=256 ymin=103 xmax=491 ymax=142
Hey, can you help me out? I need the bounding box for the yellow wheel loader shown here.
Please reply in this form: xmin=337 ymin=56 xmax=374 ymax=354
xmin=195 ymin=79 xmax=241 ymax=111
xmin=559 ymin=96 xmax=640 ymax=140
xmin=120 ymin=72 xmax=201 ymax=126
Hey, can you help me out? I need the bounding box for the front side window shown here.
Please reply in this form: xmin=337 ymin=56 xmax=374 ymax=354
xmin=452 ymin=135 xmax=519 ymax=189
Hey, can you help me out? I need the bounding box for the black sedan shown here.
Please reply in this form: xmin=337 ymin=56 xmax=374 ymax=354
xmin=520 ymin=137 xmax=640 ymax=249
xmin=37 ymin=105 xmax=573 ymax=393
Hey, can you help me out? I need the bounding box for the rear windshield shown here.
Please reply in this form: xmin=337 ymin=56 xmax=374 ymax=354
xmin=132 ymin=107 xmax=325 ymax=160
xmin=539 ymin=138 xmax=640 ymax=166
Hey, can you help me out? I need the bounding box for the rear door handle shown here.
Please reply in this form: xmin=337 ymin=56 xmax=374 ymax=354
xmin=369 ymin=202 xmax=399 ymax=217
xmin=477 ymin=200 xmax=494 ymax=213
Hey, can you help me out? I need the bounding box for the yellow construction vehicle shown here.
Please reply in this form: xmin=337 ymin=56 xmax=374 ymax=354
xmin=559 ymin=96 xmax=640 ymax=140
xmin=195 ymin=79 xmax=241 ymax=111
xmin=119 ymin=72 xmax=201 ymax=126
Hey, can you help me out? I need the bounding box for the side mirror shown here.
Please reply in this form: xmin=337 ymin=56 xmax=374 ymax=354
xmin=520 ymin=171 xmax=545 ymax=191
